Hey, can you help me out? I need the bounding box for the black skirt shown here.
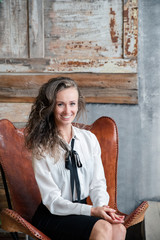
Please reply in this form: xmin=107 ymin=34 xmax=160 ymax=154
xmin=32 ymin=201 xmax=100 ymax=240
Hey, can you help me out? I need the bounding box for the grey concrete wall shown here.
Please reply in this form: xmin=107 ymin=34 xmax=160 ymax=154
xmin=145 ymin=201 xmax=160 ymax=240
xmin=85 ymin=0 xmax=160 ymax=215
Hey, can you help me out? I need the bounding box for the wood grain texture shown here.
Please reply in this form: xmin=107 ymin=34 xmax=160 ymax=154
xmin=0 ymin=58 xmax=137 ymax=73
xmin=0 ymin=0 xmax=28 ymax=58
xmin=0 ymin=0 xmax=138 ymax=73
xmin=0 ymin=0 xmax=138 ymax=105
xmin=44 ymin=0 xmax=122 ymax=58
xmin=0 ymin=103 xmax=32 ymax=122
xmin=0 ymin=73 xmax=138 ymax=104
xmin=28 ymin=0 xmax=44 ymax=58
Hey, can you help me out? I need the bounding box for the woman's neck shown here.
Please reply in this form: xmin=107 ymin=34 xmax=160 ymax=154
xmin=58 ymin=124 xmax=73 ymax=143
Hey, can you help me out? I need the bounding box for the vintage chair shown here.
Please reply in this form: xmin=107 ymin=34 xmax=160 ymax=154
xmin=0 ymin=117 xmax=148 ymax=240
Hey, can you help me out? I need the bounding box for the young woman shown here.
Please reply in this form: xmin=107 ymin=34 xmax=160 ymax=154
xmin=25 ymin=77 xmax=126 ymax=240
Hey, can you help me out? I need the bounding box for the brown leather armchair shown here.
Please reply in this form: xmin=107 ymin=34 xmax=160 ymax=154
xmin=0 ymin=117 xmax=148 ymax=240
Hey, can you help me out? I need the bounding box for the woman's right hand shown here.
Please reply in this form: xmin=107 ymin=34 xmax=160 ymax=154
xmin=91 ymin=206 xmax=125 ymax=224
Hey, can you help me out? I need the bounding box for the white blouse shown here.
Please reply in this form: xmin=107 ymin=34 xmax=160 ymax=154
xmin=32 ymin=126 xmax=109 ymax=216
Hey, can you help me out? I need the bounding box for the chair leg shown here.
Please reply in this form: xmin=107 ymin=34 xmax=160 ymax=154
xmin=10 ymin=232 xmax=19 ymax=240
xmin=25 ymin=235 xmax=34 ymax=240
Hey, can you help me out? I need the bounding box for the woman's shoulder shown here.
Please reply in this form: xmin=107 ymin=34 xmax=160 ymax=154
xmin=73 ymin=125 xmax=97 ymax=141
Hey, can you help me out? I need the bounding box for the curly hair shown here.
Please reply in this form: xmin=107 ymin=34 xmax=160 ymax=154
xmin=25 ymin=77 xmax=86 ymax=156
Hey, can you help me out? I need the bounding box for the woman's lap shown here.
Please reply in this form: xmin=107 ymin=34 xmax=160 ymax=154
xmin=32 ymin=202 xmax=100 ymax=240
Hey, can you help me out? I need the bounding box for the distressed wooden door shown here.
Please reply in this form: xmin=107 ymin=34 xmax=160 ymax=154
xmin=0 ymin=0 xmax=138 ymax=124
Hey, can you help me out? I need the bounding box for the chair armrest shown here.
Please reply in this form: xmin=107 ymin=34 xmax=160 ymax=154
xmin=124 ymin=201 xmax=149 ymax=228
xmin=0 ymin=208 xmax=50 ymax=240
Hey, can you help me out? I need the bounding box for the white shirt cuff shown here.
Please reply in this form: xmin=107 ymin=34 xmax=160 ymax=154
xmin=80 ymin=204 xmax=92 ymax=216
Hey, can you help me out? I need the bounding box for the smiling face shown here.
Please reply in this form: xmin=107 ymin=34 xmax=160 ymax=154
xmin=54 ymin=87 xmax=79 ymax=128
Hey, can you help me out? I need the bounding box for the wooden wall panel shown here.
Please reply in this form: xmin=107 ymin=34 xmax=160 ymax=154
xmin=0 ymin=73 xmax=137 ymax=122
xmin=0 ymin=58 xmax=137 ymax=73
xmin=0 ymin=0 xmax=138 ymax=114
xmin=44 ymin=0 xmax=123 ymax=58
xmin=0 ymin=103 xmax=32 ymax=122
xmin=0 ymin=0 xmax=28 ymax=58
xmin=0 ymin=0 xmax=138 ymax=74
xmin=0 ymin=73 xmax=138 ymax=103
xmin=28 ymin=0 xmax=44 ymax=58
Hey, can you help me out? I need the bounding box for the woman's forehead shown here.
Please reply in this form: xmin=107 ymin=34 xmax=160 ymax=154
xmin=56 ymin=87 xmax=78 ymax=101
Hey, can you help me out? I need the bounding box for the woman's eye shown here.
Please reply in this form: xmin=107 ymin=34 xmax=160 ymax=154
xmin=57 ymin=103 xmax=63 ymax=107
xmin=70 ymin=102 xmax=76 ymax=106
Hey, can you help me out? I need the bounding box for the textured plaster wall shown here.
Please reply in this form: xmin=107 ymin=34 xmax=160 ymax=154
xmin=85 ymin=0 xmax=160 ymax=214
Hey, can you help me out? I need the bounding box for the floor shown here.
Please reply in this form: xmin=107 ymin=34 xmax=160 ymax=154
xmin=0 ymin=230 xmax=25 ymax=240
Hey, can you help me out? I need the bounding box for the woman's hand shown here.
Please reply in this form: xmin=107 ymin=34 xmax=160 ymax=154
xmin=91 ymin=206 xmax=125 ymax=224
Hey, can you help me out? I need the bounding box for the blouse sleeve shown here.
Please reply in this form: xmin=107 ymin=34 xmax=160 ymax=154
xmin=89 ymin=133 xmax=110 ymax=207
xmin=32 ymin=155 xmax=92 ymax=216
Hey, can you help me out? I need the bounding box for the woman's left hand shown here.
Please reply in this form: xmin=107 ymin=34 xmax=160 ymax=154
xmin=103 ymin=205 xmax=125 ymax=222
xmin=109 ymin=212 xmax=125 ymax=221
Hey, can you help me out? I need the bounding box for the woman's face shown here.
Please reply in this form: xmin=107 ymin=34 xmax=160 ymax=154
xmin=54 ymin=87 xmax=79 ymax=128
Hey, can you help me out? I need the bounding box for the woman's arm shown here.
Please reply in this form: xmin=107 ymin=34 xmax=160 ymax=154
xmin=33 ymin=156 xmax=92 ymax=216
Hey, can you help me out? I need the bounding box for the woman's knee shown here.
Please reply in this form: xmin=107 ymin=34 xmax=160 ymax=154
xmin=117 ymin=224 xmax=126 ymax=235
xmin=113 ymin=223 xmax=126 ymax=237
xmin=102 ymin=220 xmax=112 ymax=234
xmin=89 ymin=220 xmax=112 ymax=240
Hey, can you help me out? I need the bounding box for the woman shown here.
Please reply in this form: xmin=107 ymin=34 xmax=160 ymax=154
xmin=25 ymin=77 xmax=126 ymax=240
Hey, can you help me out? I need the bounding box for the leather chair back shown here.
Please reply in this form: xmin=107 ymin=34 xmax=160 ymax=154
xmin=0 ymin=116 xmax=118 ymax=223
xmin=0 ymin=119 xmax=41 ymax=222
xmin=90 ymin=117 xmax=118 ymax=209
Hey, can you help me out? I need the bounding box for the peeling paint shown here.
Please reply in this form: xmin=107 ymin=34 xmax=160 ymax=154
xmin=110 ymin=17 xmax=118 ymax=43
xmin=125 ymin=36 xmax=137 ymax=56
xmin=123 ymin=0 xmax=138 ymax=58
xmin=109 ymin=7 xmax=120 ymax=52
xmin=65 ymin=41 xmax=107 ymax=54
xmin=123 ymin=9 xmax=129 ymax=22
xmin=46 ymin=0 xmax=122 ymax=58
xmin=0 ymin=1 xmax=137 ymax=74
xmin=47 ymin=58 xmax=137 ymax=73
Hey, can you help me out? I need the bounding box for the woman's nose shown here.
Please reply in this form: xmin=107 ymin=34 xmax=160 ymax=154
xmin=64 ymin=105 xmax=70 ymax=114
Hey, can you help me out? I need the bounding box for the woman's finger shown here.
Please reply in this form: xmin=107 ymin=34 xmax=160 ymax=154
xmin=108 ymin=212 xmax=116 ymax=220
xmin=115 ymin=214 xmax=125 ymax=220
xmin=103 ymin=206 xmax=116 ymax=213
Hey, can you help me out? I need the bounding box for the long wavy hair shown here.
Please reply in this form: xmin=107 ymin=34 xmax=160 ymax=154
xmin=25 ymin=77 xmax=86 ymax=157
